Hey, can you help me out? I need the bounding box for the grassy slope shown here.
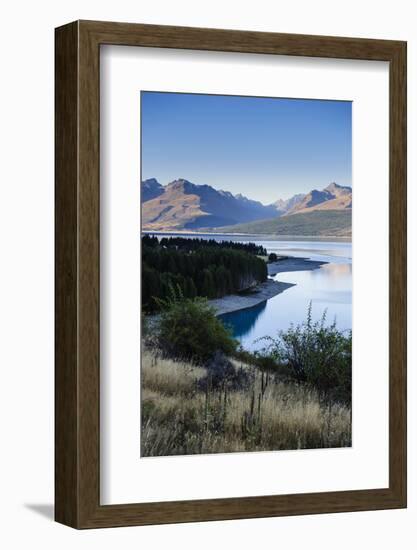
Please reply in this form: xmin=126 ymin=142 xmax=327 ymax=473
xmin=214 ymin=210 xmax=352 ymax=237
xmin=141 ymin=349 xmax=351 ymax=457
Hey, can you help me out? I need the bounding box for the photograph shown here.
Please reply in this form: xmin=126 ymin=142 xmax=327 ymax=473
xmin=140 ymin=91 xmax=353 ymax=457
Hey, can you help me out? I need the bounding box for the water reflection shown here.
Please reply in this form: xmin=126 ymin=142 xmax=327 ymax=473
xmin=219 ymin=301 xmax=266 ymax=339
xmin=155 ymin=233 xmax=352 ymax=352
xmin=220 ymin=244 xmax=352 ymax=352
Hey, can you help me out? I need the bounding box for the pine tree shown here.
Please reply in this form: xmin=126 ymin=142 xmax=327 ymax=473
xmin=185 ymin=277 xmax=197 ymax=298
xmin=201 ymin=269 xmax=215 ymax=298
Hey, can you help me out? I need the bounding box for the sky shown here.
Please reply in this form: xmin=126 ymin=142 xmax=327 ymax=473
xmin=141 ymin=91 xmax=352 ymax=204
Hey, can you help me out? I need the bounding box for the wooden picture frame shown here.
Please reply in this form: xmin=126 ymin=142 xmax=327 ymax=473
xmin=55 ymin=20 xmax=407 ymax=529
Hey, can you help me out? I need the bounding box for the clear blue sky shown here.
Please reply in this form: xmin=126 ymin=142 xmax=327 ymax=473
xmin=141 ymin=91 xmax=352 ymax=203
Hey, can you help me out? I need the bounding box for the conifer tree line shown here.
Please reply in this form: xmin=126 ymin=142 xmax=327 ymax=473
xmin=149 ymin=235 xmax=268 ymax=256
xmin=142 ymin=235 xmax=268 ymax=312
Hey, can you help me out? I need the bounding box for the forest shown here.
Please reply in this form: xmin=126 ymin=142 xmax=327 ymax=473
xmin=142 ymin=234 xmax=268 ymax=312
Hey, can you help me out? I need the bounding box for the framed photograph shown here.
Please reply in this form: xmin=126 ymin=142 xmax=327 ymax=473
xmin=55 ymin=20 xmax=407 ymax=528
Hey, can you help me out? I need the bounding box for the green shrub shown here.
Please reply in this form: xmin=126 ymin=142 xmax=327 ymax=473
xmin=156 ymin=286 xmax=237 ymax=364
xmin=258 ymin=303 xmax=352 ymax=404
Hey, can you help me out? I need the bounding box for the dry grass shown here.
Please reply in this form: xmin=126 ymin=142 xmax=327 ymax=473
xmin=141 ymin=351 xmax=206 ymax=395
xmin=141 ymin=350 xmax=351 ymax=457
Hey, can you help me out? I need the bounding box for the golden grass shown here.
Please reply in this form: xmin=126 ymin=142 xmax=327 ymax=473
xmin=141 ymin=350 xmax=351 ymax=457
xmin=141 ymin=351 xmax=206 ymax=396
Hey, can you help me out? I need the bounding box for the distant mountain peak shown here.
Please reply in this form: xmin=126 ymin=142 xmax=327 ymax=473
xmin=141 ymin=178 xmax=164 ymax=202
xmin=324 ymin=181 xmax=339 ymax=191
xmin=141 ymin=177 xmax=352 ymax=231
xmin=273 ymin=193 xmax=306 ymax=214
xmin=284 ymin=182 xmax=352 ymax=216
xmin=168 ymin=178 xmax=190 ymax=185
xmin=141 ymin=177 xmax=278 ymax=231
xmin=167 ymin=178 xmax=192 ymax=188
xmin=324 ymin=182 xmax=351 ymax=194
xmin=218 ymin=189 xmax=234 ymax=198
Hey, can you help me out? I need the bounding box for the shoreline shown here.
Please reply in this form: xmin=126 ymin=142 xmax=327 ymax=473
xmin=142 ymin=230 xmax=351 ymax=242
xmin=267 ymin=256 xmax=327 ymax=276
xmin=209 ymin=256 xmax=327 ymax=317
xmin=209 ymin=279 xmax=295 ymax=316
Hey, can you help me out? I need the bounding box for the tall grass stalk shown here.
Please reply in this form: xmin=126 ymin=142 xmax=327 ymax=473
xmin=141 ymin=349 xmax=351 ymax=457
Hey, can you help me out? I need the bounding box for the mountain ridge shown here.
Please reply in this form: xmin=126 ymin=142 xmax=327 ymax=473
xmin=141 ymin=178 xmax=278 ymax=231
xmin=141 ymin=178 xmax=164 ymax=202
xmin=141 ymin=178 xmax=351 ymax=231
xmin=284 ymin=182 xmax=351 ymax=215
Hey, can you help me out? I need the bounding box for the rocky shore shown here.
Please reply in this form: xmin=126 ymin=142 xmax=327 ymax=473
xmin=209 ymin=256 xmax=327 ymax=316
xmin=208 ymin=278 xmax=295 ymax=316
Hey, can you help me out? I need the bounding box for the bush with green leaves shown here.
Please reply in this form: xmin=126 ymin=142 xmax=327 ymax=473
xmin=156 ymin=286 xmax=237 ymax=364
xmin=257 ymin=303 xmax=352 ymax=404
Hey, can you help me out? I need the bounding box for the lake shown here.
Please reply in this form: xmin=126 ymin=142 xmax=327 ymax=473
xmin=219 ymin=237 xmax=352 ymax=351
xmin=151 ymin=233 xmax=352 ymax=352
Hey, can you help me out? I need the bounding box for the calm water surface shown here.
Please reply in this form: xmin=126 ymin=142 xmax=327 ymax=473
xmin=153 ymin=233 xmax=352 ymax=352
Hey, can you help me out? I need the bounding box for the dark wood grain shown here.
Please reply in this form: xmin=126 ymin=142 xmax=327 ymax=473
xmin=55 ymin=20 xmax=407 ymax=529
xmin=388 ymin=41 xmax=407 ymax=504
xmin=55 ymin=21 xmax=79 ymax=527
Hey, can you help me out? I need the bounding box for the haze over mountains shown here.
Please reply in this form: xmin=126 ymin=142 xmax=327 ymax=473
xmin=141 ymin=178 xmax=352 ymax=235
xmin=274 ymin=194 xmax=305 ymax=215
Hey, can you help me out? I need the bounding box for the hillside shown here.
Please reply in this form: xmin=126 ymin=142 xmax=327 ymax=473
xmin=141 ymin=178 xmax=164 ymax=202
xmin=141 ymin=178 xmax=277 ymax=230
xmin=215 ymin=210 xmax=352 ymax=237
xmin=285 ymin=183 xmax=352 ymax=215
xmin=141 ymin=178 xmax=352 ymax=232
xmin=273 ymin=193 xmax=305 ymax=215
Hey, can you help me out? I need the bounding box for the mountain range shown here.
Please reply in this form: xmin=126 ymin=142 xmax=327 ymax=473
xmin=141 ymin=178 xmax=352 ymax=235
